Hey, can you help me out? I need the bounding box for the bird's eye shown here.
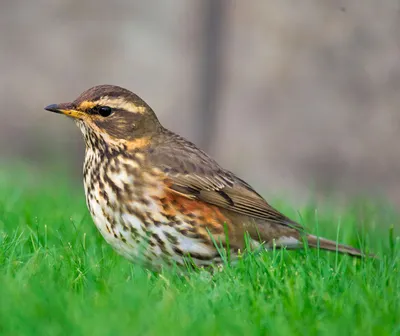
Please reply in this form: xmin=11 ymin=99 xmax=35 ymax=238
xmin=98 ymin=106 xmax=112 ymax=117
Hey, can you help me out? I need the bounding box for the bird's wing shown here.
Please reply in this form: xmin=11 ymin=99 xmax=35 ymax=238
xmin=149 ymin=132 xmax=303 ymax=230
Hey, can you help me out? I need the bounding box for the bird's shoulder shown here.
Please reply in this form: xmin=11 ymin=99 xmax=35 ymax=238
xmin=149 ymin=129 xmax=233 ymax=183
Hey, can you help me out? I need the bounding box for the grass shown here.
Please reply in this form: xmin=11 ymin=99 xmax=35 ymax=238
xmin=0 ymin=166 xmax=399 ymax=335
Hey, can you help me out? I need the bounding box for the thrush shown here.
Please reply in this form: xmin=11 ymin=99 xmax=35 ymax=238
xmin=45 ymin=85 xmax=370 ymax=270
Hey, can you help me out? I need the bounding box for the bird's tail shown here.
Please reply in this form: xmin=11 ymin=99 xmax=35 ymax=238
xmin=306 ymin=234 xmax=374 ymax=258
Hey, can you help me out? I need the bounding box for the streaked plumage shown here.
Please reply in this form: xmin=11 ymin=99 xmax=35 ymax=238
xmin=45 ymin=85 xmax=371 ymax=270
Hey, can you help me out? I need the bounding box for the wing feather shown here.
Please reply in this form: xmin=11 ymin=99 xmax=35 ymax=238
xmin=149 ymin=131 xmax=303 ymax=230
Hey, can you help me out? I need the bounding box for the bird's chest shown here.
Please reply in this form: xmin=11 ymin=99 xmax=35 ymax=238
xmin=82 ymin=149 xmax=224 ymax=268
xmin=82 ymin=150 xmax=165 ymax=260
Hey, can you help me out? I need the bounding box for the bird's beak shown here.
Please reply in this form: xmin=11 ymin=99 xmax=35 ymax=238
xmin=44 ymin=102 xmax=84 ymax=119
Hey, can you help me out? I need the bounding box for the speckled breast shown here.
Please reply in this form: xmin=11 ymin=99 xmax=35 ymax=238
xmin=82 ymin=148 xmax=227 ymax=269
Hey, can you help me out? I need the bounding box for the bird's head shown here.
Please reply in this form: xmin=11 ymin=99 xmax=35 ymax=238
xmin=45 ymin=85 xmax=161 ymax=149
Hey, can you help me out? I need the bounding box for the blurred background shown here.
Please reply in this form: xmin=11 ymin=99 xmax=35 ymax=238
xmin=1 ymin=0 xmax=400 ymax=205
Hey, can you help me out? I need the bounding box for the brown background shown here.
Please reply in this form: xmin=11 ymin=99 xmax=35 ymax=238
xmin=1 ymin=0 xmax=400 ymax=205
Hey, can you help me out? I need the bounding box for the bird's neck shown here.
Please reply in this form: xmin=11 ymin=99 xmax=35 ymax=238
xmin=76 ymin=120 xmax=127 ymax=155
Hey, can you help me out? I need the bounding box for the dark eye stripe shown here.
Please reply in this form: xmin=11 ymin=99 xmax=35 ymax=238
xmin=88 ymin=105 xmax=113 ymax=117
xmin=87 ymin=105 xmax=99 ymax=115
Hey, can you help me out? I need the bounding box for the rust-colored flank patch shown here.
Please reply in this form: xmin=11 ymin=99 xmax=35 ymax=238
xmin=163 ymin=189 xmax=227 ymax=235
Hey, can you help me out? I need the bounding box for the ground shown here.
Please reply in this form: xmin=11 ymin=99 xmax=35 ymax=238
xmin=0 ymin=166 xmax=399 ymax=335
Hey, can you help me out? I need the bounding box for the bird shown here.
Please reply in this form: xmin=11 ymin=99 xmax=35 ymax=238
xmin=45 ymin=84 xmax=371 ymax=270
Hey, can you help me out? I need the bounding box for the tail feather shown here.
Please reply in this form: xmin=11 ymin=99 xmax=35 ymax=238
xmin=306 ymin=235 xmax=374 ymax=258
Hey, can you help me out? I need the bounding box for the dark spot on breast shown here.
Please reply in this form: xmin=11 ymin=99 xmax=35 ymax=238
xmin=188 ymin=251 xmax=218 ymax=261
xmin=188 ymin=220 xmax=197 ymax=227
xmin=139 ymin=197 xmax=151 ymax=206
xmin=164 ymin=214 xmax=175 ymax=222
xmin=173 ymin=246 xmax=184 ymax=255
xmin=100 ymin=190 xmax=109 ymax=203
xmin=152 ymin=234 xmax=165 ymax=247
xmin=123 ymin=182 xmax=132 ymax=193
xmin=165 ymin=231 xmax=178 ymax=244
xmin=103 ymin=173 xmax=121 ymax=200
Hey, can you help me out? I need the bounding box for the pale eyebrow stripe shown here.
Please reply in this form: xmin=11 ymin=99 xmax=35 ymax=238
xmin=78 ymin=97 xmax=148 ymax=114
